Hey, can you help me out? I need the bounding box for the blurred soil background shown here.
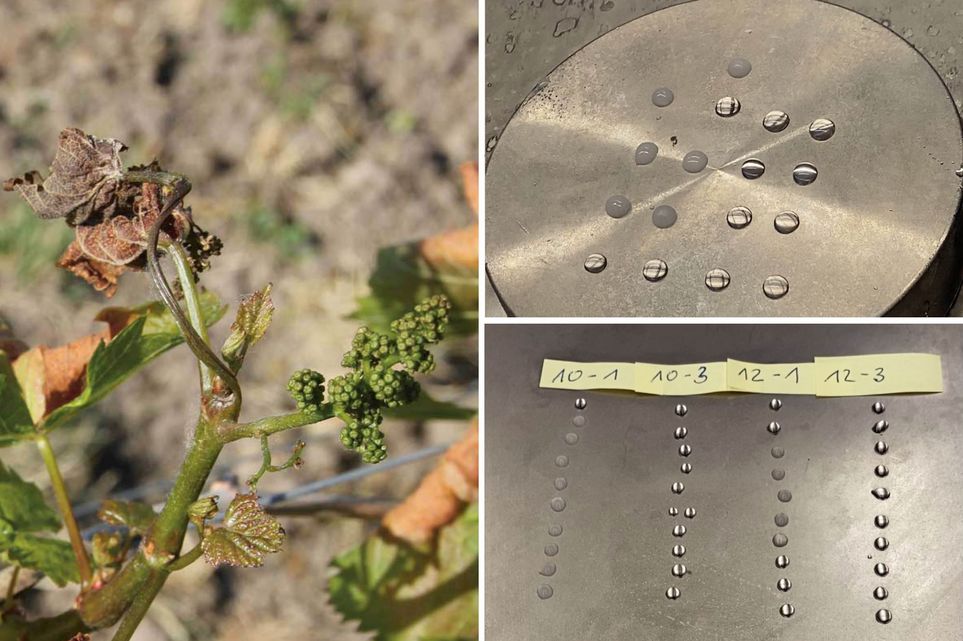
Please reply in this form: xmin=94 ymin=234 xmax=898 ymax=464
xmin=0 ymin=0 xmax=478 ymax=638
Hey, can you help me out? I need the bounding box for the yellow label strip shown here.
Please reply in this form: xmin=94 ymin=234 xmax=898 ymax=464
xmin=726 ymin=359 xmax=816 ymax=395
xmin=539 ymin=359 xmax=636 ymax=391
xmin=813 ymin=353 xmax=943 ymax=397
xmin=635 ymin=362 xmax=729 ymax=396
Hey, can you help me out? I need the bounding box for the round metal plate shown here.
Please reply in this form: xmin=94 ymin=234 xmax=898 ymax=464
xmin=485 ymin=0 xmax=963 ymax=317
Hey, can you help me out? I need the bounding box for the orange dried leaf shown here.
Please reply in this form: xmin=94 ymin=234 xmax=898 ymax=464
xmin=459 ymin=161 xmax=478 ymax=216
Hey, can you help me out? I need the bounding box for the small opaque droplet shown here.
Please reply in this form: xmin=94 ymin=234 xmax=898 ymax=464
xmin=584 ymin=253 xmax=607 ymax=273
xmin=715 ymin=96 xmax=741 ymax=117
xmin=874 ymin=536 xmax=889 ymax=551
xmin=666 ymin=586 xmax=681 ymax=599
xmin=680 ymin=462 xmax=693 ymax=473
xmin=682 ymin=150 xmax=709 ymax=173
xmin=767 ymin=421 xmax=782 ymax=435
xmin=792 ymin=163 xmax=818 ymax=185
xmin=776 ymin=555 xmax=790 ymax=568
xmin=652 ymin=205 xmax=678 ymax=229
xmin=771 ymin=446 xmax=785 ymax=458
xmin=775 ymin=512 xmax=789 ymax=527
xmin=555 ymin=455 xmax=569 ymax=467
xmin=675 ymin=404 xmax=688 ymax=417
xmin=549 ymin=524 xmax=563 ymax=536
xmin=774 ymin=212 xmax=800 ymax=234
xmin=673 ymin=524 xmax=687 ymax=537
xmin=780 ymin=604 xmax=795 ymax=618
xmin=540 ymin=562 xmax=557 ymax=577
xmin=777 ymin=489 xmax=793 ymax=503
xmin=875 ymin=562 xmax=889 ymax=576
xmin=777 ymin=577 xmax=792 ymax=591
xmin=809 ymin=118 xmax=836 ymax=141
xmin=674 ymin=426 xmax=688 ymax=439
xmin=727 ymin=206 xmax=753 ymax=229
xmin=772 ymin=468 xmax=786 ymax=481
xmin=652 ymin=88 xmax=674 ymax=107
xmin=872 ymin=487 xmax=891 ymax=500
xmin=727 ymin=58 xmax=752 ymax=78
xmin=770 ymin=398 xmax=783 ymax=411
xmin=684 ymin=507 xmax=696 ymax=519
xmin=741 ymin=159 xmax=765 ymax=179
xmin=606 ymin=195 xmax=631 ymax=218
xmin=873 ymin=402 xmax=886 ymax=414
xmin=875 ymin=514 xmax=889 ymax=529
xmin=773 ymin=533 xmax=789 ymax=547
xmin=875 ymin=464 xmax=889 ymax=478
xmin=668 ymin=507 xmax=679 ymax=516
xmin=672 ymin=563 xmax=687 ymax=577
xmin=635 ymin=142 xmax=659 ymax=165
xmin=875 ymin=441 xmax=888 ymax=455
xmin=575 ymin=398 xmax=587 ymax=410
xmin=537 ymin=584 xmax=554 ymax=599
xmin=545 ymin=543 xmax=559 ymax=556
xmin=554 ymin=477 xmax=568 ymax=491
xmin=705 ymin=268 xmax=731 ymax=291
xmin=763 ymin=110 xmax=790 ymax=132
xmin=672 ymin=544 xmax=686 ymax=557
xmin=550 ymin=497 xmax=566 ymax=512
xmin=873 ymin=586 xmax=888 ymax=600
xmin=763 ymin=276 xmax=790 ymax=300
xmin=679 ymin=444 xmax=692 ymax=457
xmin=565 ymin=433 xmax=579 ymax=445
xmin=643 ymin=259 xmax=669 ymax=282
xmin=876 ymin=609 xmax=892 ymax=624
xmin=672 ymin=482 xmax=685 ymax=494
xmin=872 ymin=419 xmax=888 ymax=433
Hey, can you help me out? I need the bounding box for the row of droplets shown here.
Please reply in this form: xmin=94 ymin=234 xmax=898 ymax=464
xmin=665 ymin=403 xmax=696 ymax=600
xmin=767 ymin=398 xmax=796 ymax=618
xmin=870 ymin=401 xmax=893 ymax=625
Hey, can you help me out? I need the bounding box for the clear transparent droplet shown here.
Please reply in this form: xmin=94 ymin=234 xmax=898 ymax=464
xmin=644 ymin=259 xmax=669 ymax=282
xmin=780 ymin=603 xmax=795 ymax=618
xmin=674 ymin=426 xmax=688 ymax=439
xmin=554 ymin=477 xmax=568 ymax=490
xmin=777 ymin=489 xmax=793 ymax=503
xmin=705 ymin=268 xmax=731 ymax=291
xmin=672 ymin=482 xmax=685 ymax=494
xmin=652 ymin=205 xmax=678 ymax=229
xmin=668 ymin=507 xmax=679 ymax=516
xmin=772 ymin=468 xmax=786 ymax=481
xmin=873 ymin=586 xmax=888 ymax=600
xmin=792 ymin=163 xmax=818 ymax=185
xmin=872 ymin=487 xmax=891 ymax=500
xmin=684 ymin=507 xmax=696 ymax=519
xmin=767 ymin=421 xmax=782 ymax=435
xmin=875 ymin=441 xmax=888 ymax=455
xmin=682 ymin=150 xmax=709 ymax=173
xmin=575 ymin=398 xmax=587 ymax=410
xmin=775 ymin=512 xmax=789 ymax=527
xmin=555 ymin=455 xmax=569 ymax=467
xmin=678 ymin=444 xmax=692 ymax=457
xmin=544 ymin=543 xmax=559 ymax=556
xmin=874 ymin=562 xmax=889 ymax=576
xmin=715 ymin=96 xmax=741 ymax=117
xmin=774 ymin=212 xmax=800 ymax=234
xmin=876 ymin=609 xmax=892 ymax=624
xmin=770 ymin=398 xmax=783 ymax=411
xmin=666 ymin=586 xmax=681 ymax=599
xmin=540 ymin=562 xmax=557 ymax=577
xmin=875 ymin=464 xmax=889 ymax=478
xmin=537 ymin=584 xmax=554 ymax=599
xmin=605 ymin=195 xmax=631 ymax=218
xmin=874 ymin=536 xmax=889 ymax=551
xmin=675 ymin=404 xmax=687 ymax=417
xmin=727 ymin=58 xmax=752 ymax=78
xmin=672 ymin=544 xmax=686 ymax=557
xmin=763 ymin=275 xmax=791 ymax=299
xmin=809 ymin=118 xmax=836 ymax=141
xmin=550 ymin=497 xmax=566 ymax=512
xmin=573 ymin=415 xmax=586 ymax=427
xmin=776 ymin=555 xmax=790 ymax=568
xmin=680 ymin=462 xmax=693 ymax=474
xmin=763 ymin=110 xmax=790 ymax=132
xmin=773 ymin=533 xmax=789 ymax=547
xmin=872 ymin=419 xmax=888 ymax=434
xmin=652 ymin=88 xmax=674 ymax=107
xmin=727 ymin=206 xmax=752 ymax=229
xmin=873 ymin=402 xmax=886 ymax=414
xmin=875 ymin=514 xmax=889 ymax=529
xmin=635 ymin=142 xmax=659 ymax=165
xmin=672 ymin=563 xmax=687 ymax=577
xmin=584 ymin=253 xmax=607 ymax=273
xmin=672 ymin=524 xmax=687 ymax=536
xmin=549 ymin=524 xmax=563 ymax=537
xmin=741 ymin=159 xmax=765 ymax=179
xmin=777 ymin=577 xmax=792 ymax=591
xmin=771 ymin=446 xmax=785 ymax=458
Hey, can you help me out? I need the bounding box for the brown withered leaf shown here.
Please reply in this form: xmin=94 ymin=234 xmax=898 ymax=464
xmin=3 ymin=128 xmax=127 ymax=225
xmin=459 ymin=161 xmax=478 ymax=216
xmin=418 ymin=162 xmax=478 ymax=273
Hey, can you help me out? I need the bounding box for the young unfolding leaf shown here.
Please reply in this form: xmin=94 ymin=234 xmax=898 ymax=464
xmin=0 ymin=462 xmax=61 ymax=533
xmin=0 ymin=352 xmax=34 ymax=445
xmin=96 ymin=499 xmax=156 ymax=535
xmin=221 ymin=284 xmax=274 ymax=372
xmin=0 ymin=532 xmax=80 ymax=587
xmin=187 ymin=496 xmax=219 ymax=525
xmin=91 ymin=531 xmax=125 ymax=570
xmin=200 ymin=494 xmax=284 ymax=568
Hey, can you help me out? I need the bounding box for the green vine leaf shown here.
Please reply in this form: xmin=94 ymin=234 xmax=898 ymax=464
xmin=96 ymin=499 xmax=156 ymax=534
xmin=382 ymin=392 xmax=474 ymax=422
xmin=221 ymin=284 xmax=274 ymax=372
xmin=201 ymin=494 xmax=284 ymax=568
xmin=0 ymin=531 xmax=79 ymax=587
xmin=0 ymin=462 xmax=60 ymax=532
xmin=0 ymin=352 xmax=34 ymax=445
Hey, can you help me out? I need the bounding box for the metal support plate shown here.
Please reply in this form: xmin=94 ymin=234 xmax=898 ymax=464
xmin=485 ymin=0 xmax=963 ymax=316
xmin=485 ymin=324 xmax=963 ymax=640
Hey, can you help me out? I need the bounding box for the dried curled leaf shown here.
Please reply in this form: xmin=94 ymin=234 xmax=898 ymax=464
xmin=221 ymin=284 xmax=274 ymax=372
xmin=201 ymin=494 xmax=284 ymax=568
xmin=3 ymin=128 xmax=126 ymax=225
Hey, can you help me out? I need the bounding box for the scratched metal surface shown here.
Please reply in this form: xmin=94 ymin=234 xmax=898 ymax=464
xmin=485 ymin=324 xmax=963 ymax=641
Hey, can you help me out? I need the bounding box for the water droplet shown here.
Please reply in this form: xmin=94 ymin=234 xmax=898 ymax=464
xmin=584 ymin=253 xmax=607 ymax=273
xmin=672 ymin=563 xmax=687 ymax=577
xmin=875 ymin=441 xmax=888 ymax=455
xmin=767 ymin=421 xmax=782 ymax=435
xmin=876 ymin=609 xmax=892 ymax=624
xmin=554 ymin=477 xmax=568 ymax=491
xmin=575 ymin=398 xmax=587 ymax=410
xmin=792 ymin=163 xmax=818 ymax=186
xmin=881 ymin=18 xmax=891 ymax=28
xmin=726 ymin=206 xmax=752 ymax=229
xmin=780 ymin=603 xmax=795 ymax=617
xmin=555 ymin=455 xmax=569 ymax=467
xmin=875 ymin=464 xmax=889 ymax=478
xmin=777 ymin=489 xmax=793 ymax=503
xmin=565 ymin=433 xmax=579 ymax=445
xmin=652 ymin=205 xmax=678 ymax=229
xmin=672 ymin=544 xmax=686 ymax=557
xmin=763 ymin=110 xmax=790 ymax=132
xmin=652 ymin=88 xmax=675 ymax=107
xmin=772 ymin=468 xmax=786 ymax=481
xmin=675 ymin=404 xmax=687 ymax=417
xmin=872 ymin=487 xmax=891 ymax=500
xmin=777 ymin=577 xmax=792 ymax=591
xmin=927 ymin=24 xmax=940 ymax=36
xmin=684 ymin=507 xmax=696 ymax=518
xmin=679 ymin=444 xmax=692 ymax=457
xmin=540 ymin=562 xmax=557 ymax=576
xmin=643 ymin=259 xmax=669 ymax=282
xmin=545 ymin=543 xmax=559 ymax=556
xmin=773 ymin=533 xmax=789 ymax=547
xmin=727 ymin=58 xmax=752 ymax=78
xmin=873 ymin=402 xmax=886 ymax=414
xmin=666 ymin=586 xmax=681 ymax=599
xmin=776 ymin=555 xmax=790 ymax=568
xmin=674 ymin=426 xmax=688 ymax=439
xmin=672 ymin=482 xmax=685 ymax=494
xmin=673 ymin=524 xmax=687 ymax=536
xmin=873 ymin=586 xmax=888 ymax=600
xmin=606 ymin=195 xmax=631 ymax=218
xmin=705 ymin=268 xmax=731 ymax=291
xmin=874 ymin=562 xmax=889 ymax=576
xmin=741 ymin=158 xmax=765 ymax=179
xmin=549 ymin=524 xmax=563 ymax=536
xmin=775 ymin=512 xmax=789 ymax=527
xmin=774 ymin=212 xmax=800 ymax=234
xmin=770 ymin=398 xmax=783 ymax=411
xmin=668 ymin=507 xmax=679 ymax=516
xmin=680 ymin=462 xmax=693 ymax=474
xmin=872 ymin=419 xmax=888 ymax=434
xmin=771 ymin=446 xmax=785 ymax=458
xmin=875 ymin=514 xmax=889 ymax=528
xmin=874 ymin=536 xmax=889 ymax=551
xmin=715 ymin=96 xmax=741 ymax=117
xmin=635 ymin=142 xmax=659 ymax=165
xmin=956 ymin=166 xmax=963 ymax=178
xmin=537 ymin=584 xmax=554 ymax=599
xmin=682 ymin=150 xmax=709 ymax=173
xmin=809 ymin=118 xmax=836 ymax=141
xmin=551 ymin=497 xmax=567 ymax=512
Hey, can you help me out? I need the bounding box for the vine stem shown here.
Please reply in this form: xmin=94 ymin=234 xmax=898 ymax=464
xmin=35 ymin=433 xmax=92 ymax=586
xmin=109 ymin=570 xmax=166 ymax=641
xmin=165 ymin=543 xmax=203 ymax=572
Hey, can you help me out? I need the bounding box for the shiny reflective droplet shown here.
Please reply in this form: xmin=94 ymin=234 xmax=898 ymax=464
xmin=780 ymin=603 xmax=795 ymax=618
xmin=741 ymin=158 xmax=765 ymax=179
xmin=635 ymin=142 xmax=659 ymax=165
xmin=643 ymin=259 xmax=669 ymax=282
xmin=777 ymin=489 xmax=793 ymax=503
xmin=606 ymin=195 xmax=631 ymax=219
xmin=775 ymin=513 xmax=789 ymax=527
xmin=776 ymin=555 xmax=790 ymax=568
xmin=537 ymin=584 xmax=554 ymax=599
xmin=809 ymin=118 xmax=836 ymax=141
xmin=550 ymin=497 xmax=566 ymax=512
xmin=555 ymin=455 xmax=569 ymax=467
xmin=763 ymin=276 xmax=790 ymax=300
xmin=715 ymin=96 xmax=741 ymax=117
xmin=770 ymin=398 xmax=783 ymax=411
xmin=873 ymin=586 xmax=888 ymax=600
xmin=672 ymin=482 xmax=685 ymax=494
xmin=666 ymin=586 xmax=681 ymax=599
xmin=705 ymin=268 xmax=731 ymax=291
xmin=652 ymin=205 xmax=678 ymax=229
xmin=773 ymin=533 xmax=789 ymax=547
xmin=874 ymin=562 xmax=889 ymax=577
xmin=874 ymin=536 xmax=889 ymax=551
xmin=652 ymin=87 xmax=674 ymax=107
xmin=673 ymin=524 xmax=687 ymax=537
xmin=584 ymin=254 xmax=607 ymax=273
xmin=777 ymin=577 xmax=792 ymax=591
xmin=565 ymin=433 xmax=579 ymax=445
xmin=540 ymin=562 xmax=557 ymax=577
xmin=875 ymin=441 xmax=888 ymax=455
xmin=575 ymin=398 xmax=587 ymax=410
xmin=772 ymin=468 xmax=786 ymax=481
xmin=668 ymin=507 xmax=679 ymax=516
xmin=672 ymin=563 xmax=687 ymax=577
xmin=573 ymin=415 xmax=586 ymax=427
xmin=682 ymin=150 xmax=709 ymax=173
xmin=792 ymin=163 xmax=818 ymax=186
xmin=549 ymin=524 xmax=563 ymax=537
xmin=876 ymin=609 xmax=892 ymax=624
xmin=554 ymin=477 xmax=568 ymax=491
xmin=873 ymin=402 xmax=886 ymax=414
xmin=872 ymin=487 xmax=891 ymax=500
xmin=875 ymin=464 xmax=889 ymax=478
xmin=674 ymin=426 xmax=688 ymax=439
xmin=872 ymin=419 xmax=888 ymax=434
xmin=726 ymin=206 xmax=752 ymax=229
xmin=875 ymin=514 xmax=889 ymax=529
xmin=672 ymin=544 xmax=686 ymax=557
xmin=727 ymin=58 xmax=752 ymax=78
xmin=680 ymin=462 xmax=693 ymax=474
xmin=763 ymin=110 xmax=790 ymax=132
xmin=767 ymin=421 xmax=782 ymax=435
xmin=679 ymin=444 xmax=692 ymax=457
xmin=675 ymin=404 xmax=687 ymax=417
xmin=771 ymin=446 xmax=785 ymax=459
xmin=545 ymin=543 xmax=559 ymax=556
xmin=774 ymin=212 xmax=800 ymax=234
xmin=684 ymin=507 xmax=696 ymax=519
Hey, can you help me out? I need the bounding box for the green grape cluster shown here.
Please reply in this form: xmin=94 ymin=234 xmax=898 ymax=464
xmin=286 ymin=369 xmax=325 ymax=413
